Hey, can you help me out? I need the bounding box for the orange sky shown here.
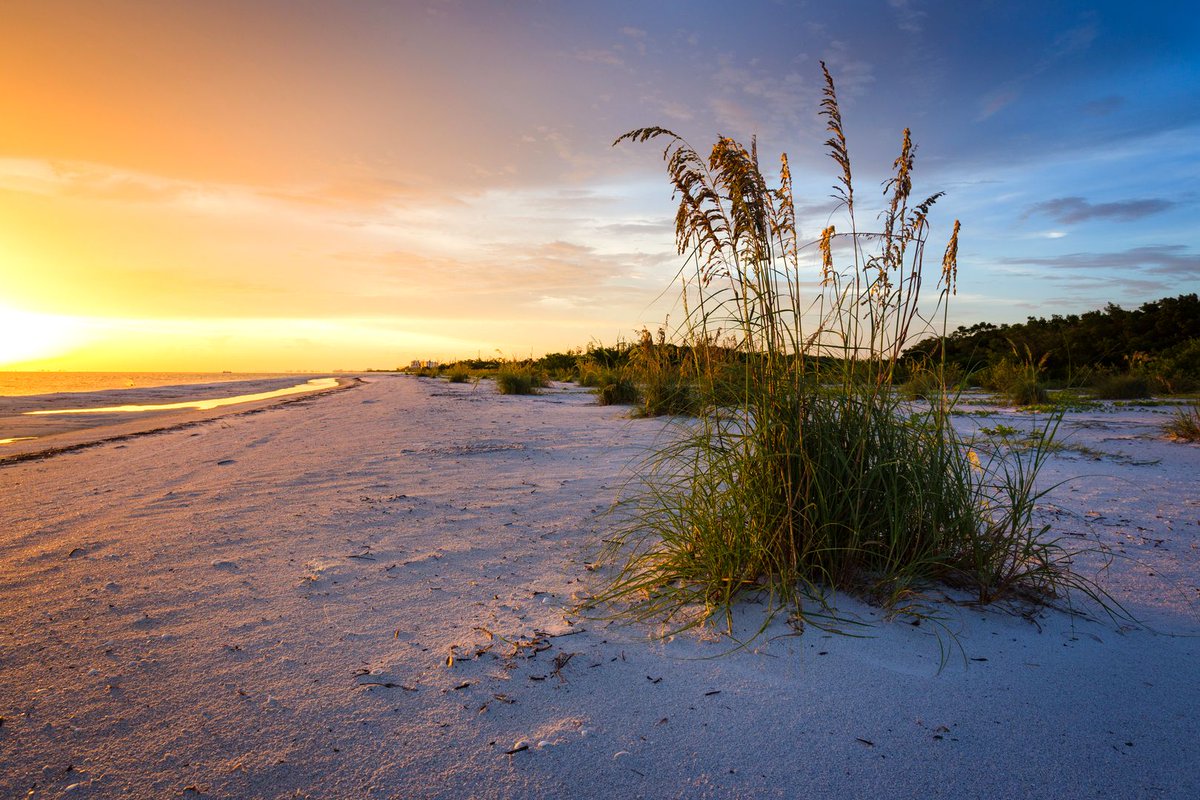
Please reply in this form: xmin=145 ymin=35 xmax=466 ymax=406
xmin=2 ymin=1 xmax=1196 ymax=370
xmin=0 ymin=2 xmax=676 ymax=370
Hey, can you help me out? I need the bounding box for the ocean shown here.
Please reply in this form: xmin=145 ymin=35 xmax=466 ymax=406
xmin=0 ymin=372 xmax=346 ymax=450
xmin=0 ymin=372 xmax=315 ymax=397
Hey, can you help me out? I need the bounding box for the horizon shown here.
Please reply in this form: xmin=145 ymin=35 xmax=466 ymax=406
xmin=2 ymin=1 xmax=1198 ymax=372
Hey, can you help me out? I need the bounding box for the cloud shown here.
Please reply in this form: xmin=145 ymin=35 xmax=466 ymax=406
xmin=595 ymin=220 xmax=675 ymax=236
xmin=817 ymin=42 xmax=875 ymax=102
xmin=1083 ymin=95 xmax=1125 ymax=116
xmin=1024 ymin=196 xmax=1177 ymax=224
xmin=341 ymin=238 xmax=658 ymax=312
xmin=574 ymin=48 xmax=625 ymax=68
xmin=0 ymin=156 xmax=443 ymax=220
xmin=706 ymin=53 xmax=817 ymax=139
xmin=977 ymin=89 xmax=1018 ymax=121
xmin=998 ymin=244 xmax=1200 ymax=277
xmin=620 ymin=26 xmax=647 ymax=56
xmin=519 ymin=126 xmax=600 ymax=176
xmin=0 ymin=158 xmax=187 ymax=204
xmin=659 ymin=100 xmax=694 ymax=122
xmin=887 ymin=0 xmax=926 ymax=34
xmin=975 ymin=17 xmax=1098 ymax=122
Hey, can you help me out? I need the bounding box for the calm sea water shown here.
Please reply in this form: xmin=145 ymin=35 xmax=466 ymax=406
xmin=0 ymin=372 xmax=315 ymax=397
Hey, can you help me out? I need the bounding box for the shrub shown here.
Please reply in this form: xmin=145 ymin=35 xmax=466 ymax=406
xmin=593 ymin=64 xmax=1098 ymax=636
xmin=1091 ymin=372 xmax=1153 ymax=400
xmin=597 ymin=374 xmax=640 ymax=405
xmin=978 ymin=356 xmax=1048 ymax=406
xmin=446 ymin=368 xmax=471 ymax=383
xmin=495 ymin=366 xmax=546 ymax=395
xmin=1155 ymin=338 xmax=1200 ymax=393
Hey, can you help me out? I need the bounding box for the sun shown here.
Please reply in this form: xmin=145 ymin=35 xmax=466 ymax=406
xmin=0 ymin=303 xmax=87 ymax=368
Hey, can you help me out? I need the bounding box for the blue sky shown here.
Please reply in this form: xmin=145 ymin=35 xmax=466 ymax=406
xmin=1 ymin=0 xmax=1197 ymax=368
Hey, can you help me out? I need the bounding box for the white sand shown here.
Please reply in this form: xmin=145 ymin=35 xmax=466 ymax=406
xmin=1 ymin=376 xmax=1197 ymax=799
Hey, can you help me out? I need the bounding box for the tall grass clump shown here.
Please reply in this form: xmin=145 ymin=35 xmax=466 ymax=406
xmin=496 ymin=364 xmax=546 ymax=395
xmin=978 ymin=346 xmax=1049 ymax=405
xmin=595 ymin=64 xmax=1088 ymax=634
xmin=597 ymin=373 xmax=640 ymax=405
xmin=630 ymin=326 xmax=699 ymax=417
xmin=1164 ymin=402 xmax=1200 ymax=441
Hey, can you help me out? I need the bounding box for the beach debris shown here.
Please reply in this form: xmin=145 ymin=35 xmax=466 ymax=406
xmin=551 ymin=651 xmax=576 ymax=682
xmin=855 ymin=737 xmax=875 ymax=747
xmin=703 ymin=690 xmax=721 ymax=696
xmin=211 ymin=560 xmax=239 ymax=571
xmin=216 ymin=459 xmax=235 ymax=466
xmin=504 ymin=741 xmax=529 ymax=755
xmin=67 ymin=547 xmax=86 ymax=559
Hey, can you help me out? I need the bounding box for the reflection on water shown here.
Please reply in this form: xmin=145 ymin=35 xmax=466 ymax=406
xmin=0 ymin=437 xmax=36 ymax=445
xmin=25 ymin=378 xmax=339 ymax=416
xmin=0 ymin=371 xmax=312 ymax=397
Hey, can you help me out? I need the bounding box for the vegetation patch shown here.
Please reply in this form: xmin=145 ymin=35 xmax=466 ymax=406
xmin=1165 ymin=402 xmax=1200 ymax=442
xmin=590 ymin=65 xmax=1111 ymax=638
xmin=1091 ymin=372 xmax=1153 ymax=400
xmin=496 ymin=365 xmax=547 ymax=395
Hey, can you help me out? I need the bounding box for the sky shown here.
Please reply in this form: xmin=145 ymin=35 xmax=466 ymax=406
xmin=1 ymin=0 xmax=1197 ymax=371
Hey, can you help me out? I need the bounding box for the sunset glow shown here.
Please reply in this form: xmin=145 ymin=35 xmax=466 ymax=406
xmin=0 ymin=303 xmax=87 ymax=366
xmin=1 ymin=1 xmax=1196 ymax=370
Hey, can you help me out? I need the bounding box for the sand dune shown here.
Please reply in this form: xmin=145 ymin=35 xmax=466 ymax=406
xmin=1 ymin=375 xmax=1197 ymax=799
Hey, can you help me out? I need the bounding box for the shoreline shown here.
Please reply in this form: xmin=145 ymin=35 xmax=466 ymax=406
xmin=0 ymin=376 xmax=361 ymax=466
xmin=0 ymin=375 xmax=1197 ymax=798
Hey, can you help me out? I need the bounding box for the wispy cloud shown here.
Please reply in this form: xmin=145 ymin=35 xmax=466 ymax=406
xmin=975 ymin=17 xmax=1097 ymax=121
xmin=1082 ymin=95 xmax=1125 ymax=116
xmin=574 ymin=48 xmax=626 ymax=68
xmin=620 ymin=26 xmax=647 ymax=56
xmin=999 ymin=244 xmax=1200 ymax=276
xmin=595 ymin=220 xmax=675 ymax=236
xmin=1024 ymin=196 xmax=1177 ymax=224
xmin=707 ymin=53 xmax=814 ymax=138
xmin=887 ymin=0 xmax=926 ymax=34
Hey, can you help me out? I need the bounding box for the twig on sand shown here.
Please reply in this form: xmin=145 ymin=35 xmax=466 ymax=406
xmin=552 ymin=651 xmax=576 ymax=682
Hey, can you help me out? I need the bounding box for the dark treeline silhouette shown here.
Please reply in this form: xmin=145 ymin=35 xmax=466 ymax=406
xmin=903 ymin=294 xmax=1200 ymax=385
xmin=422 ymin=295 xmax=1198 ymax=396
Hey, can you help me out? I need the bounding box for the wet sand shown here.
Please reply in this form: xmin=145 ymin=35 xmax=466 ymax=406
xmin=0 ymin=376 xmax=355 ymax=463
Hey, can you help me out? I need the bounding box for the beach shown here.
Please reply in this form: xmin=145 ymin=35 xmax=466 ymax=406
xmin=1 ymin=374 xmax=1198 ymax=799
xmin=0 ymin=376 xmax=352 ymax=461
